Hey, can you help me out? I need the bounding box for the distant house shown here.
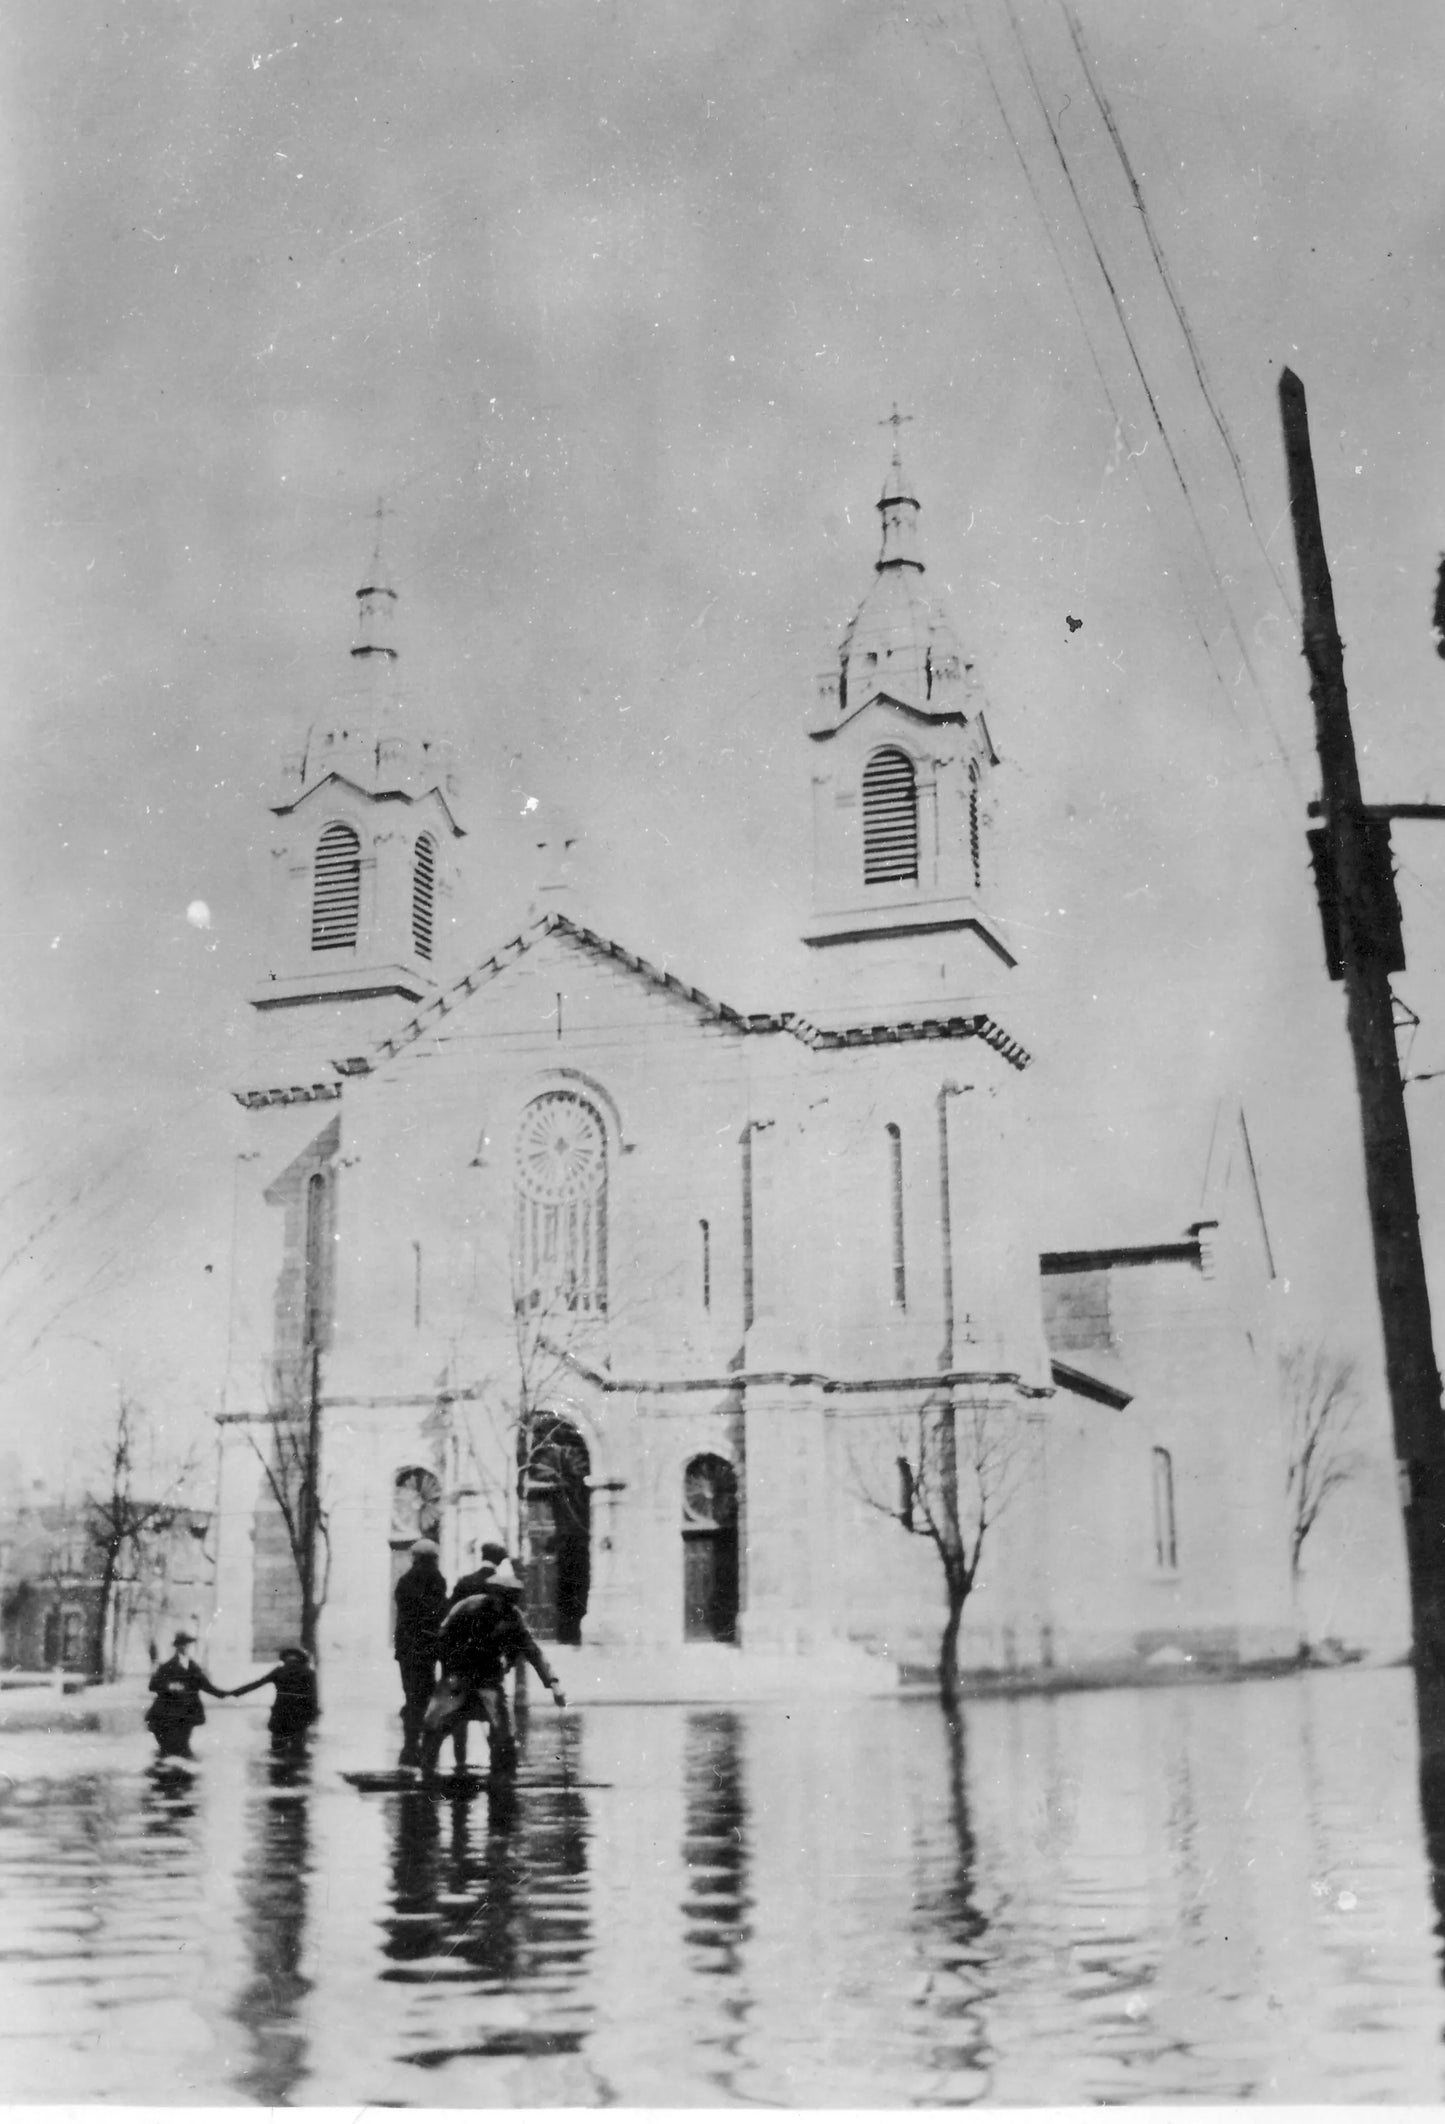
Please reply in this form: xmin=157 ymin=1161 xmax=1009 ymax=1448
xmin=0 ymin=1493 xmax=214 ymax=1678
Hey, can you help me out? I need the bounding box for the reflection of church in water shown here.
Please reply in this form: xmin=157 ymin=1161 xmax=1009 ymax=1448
xmin=210 ymin=442 xmax=1299 ymax=1686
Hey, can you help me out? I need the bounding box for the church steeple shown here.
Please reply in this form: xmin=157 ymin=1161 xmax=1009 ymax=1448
xmin=252 ymin=523 xmax=464 ymax=1025
xmin=804 ymin=427 xmax=1010 ymax=1020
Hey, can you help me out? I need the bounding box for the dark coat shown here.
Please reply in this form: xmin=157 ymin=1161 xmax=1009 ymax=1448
xmin=145 ymin=1653 xmax=224 ymax=1733
xmin=439 ymin=1592 xmax=558 ymax=1690
xmin=233 ymin=1657 xmax=319 ymax=1734
xmin=393 ymin=1560 xmax=449 ymax=1661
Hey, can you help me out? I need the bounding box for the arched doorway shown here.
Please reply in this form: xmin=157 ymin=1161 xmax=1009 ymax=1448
xmin=683 ymin=1454 xmax=739 ymax=1643
xmin=519 ymin=1416 xmax=591 ymax=1644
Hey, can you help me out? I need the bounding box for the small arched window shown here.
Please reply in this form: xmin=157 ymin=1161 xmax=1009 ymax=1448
xmin=303 ymin=1170 xmax=328 ymax=1348
xmin=886 ymin=1123 xmax=906 ymax=1307
xmin=412 ymin=833 xmax=436 ymax=961
xmin=683 ymin=1454 xmax=738 ymax=1530
xmin=1152 ymin=1446 xmax=1178 ymax=1570
xmin=862 ymin=747 xmax=918 ymax=885
xmin=312 ymin=822 xmax=361 ymax=951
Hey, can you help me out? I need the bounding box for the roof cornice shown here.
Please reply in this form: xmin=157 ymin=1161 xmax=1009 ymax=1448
xmin=232 ymin=908 xmax=1031 ymax=1104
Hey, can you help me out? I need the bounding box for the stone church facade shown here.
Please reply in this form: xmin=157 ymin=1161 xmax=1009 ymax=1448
xmin=208 ymin=445 xmax=1299 ymax=1691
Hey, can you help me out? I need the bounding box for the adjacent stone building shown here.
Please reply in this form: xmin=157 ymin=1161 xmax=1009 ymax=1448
xmin=208 ymin=443 xmax=1299 ymax=1693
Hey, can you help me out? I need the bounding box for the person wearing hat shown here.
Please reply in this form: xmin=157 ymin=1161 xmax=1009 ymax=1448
xmin=392 ymin=1536 xmax=449 ymax=1768
xmin=420 ymin=1558 xmax=566 ymax=1781
xmin=228 ymin=1645 xmax=319 ymax=1748
xmin=450 ymin=1539 xmax=510 ymax=1605
xmin=144 ymin=1631 xmax=229 ymax=1759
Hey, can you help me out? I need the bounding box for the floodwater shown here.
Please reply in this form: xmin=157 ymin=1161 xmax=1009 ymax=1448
xmin=2 ymin=1667 xmax=1445 ymax=2105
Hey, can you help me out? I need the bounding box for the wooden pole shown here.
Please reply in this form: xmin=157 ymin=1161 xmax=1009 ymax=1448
xmin=300 ymin=1340 xmax=321 ymax=1661
xmin=1279 ymin=366 xmax=1445 ymax=1672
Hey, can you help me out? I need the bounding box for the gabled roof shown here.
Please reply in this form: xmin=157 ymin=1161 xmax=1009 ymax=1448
xmin=233 ymin=910 xmax=1031 ymax=1106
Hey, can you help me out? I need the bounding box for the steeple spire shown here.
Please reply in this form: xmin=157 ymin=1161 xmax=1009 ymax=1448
xmin=876 ymin=407 xmax=923 ymax=574
xmin=352 ymin=495 xmax=399 ymax=664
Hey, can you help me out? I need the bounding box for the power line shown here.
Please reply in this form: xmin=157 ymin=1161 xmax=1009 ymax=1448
xmin=994 ymin=0 xmax=1304 ymax=809
xmin=1059 ymin=1 xmax=1299 ymax=627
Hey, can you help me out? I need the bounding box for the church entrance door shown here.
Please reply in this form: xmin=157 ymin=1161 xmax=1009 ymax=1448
xmin=519 ymin=1417 xmax=590 ymax=1644
xmin=682 ymin=1455 xmax=739 ymax=1643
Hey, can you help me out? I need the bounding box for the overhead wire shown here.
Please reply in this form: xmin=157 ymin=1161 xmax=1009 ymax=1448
xmin=1059 ymin=1 xmax=1299 ymax=625
xmin=963 ymin=12 xmax=1247 ymax=739
xmin=991 ymin=0 xmax=1306 ymax=811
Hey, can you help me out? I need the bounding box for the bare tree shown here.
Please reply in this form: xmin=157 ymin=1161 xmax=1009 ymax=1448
xmin=249 ymin=1345 xmax=330 ymax=1660
xmin=1281 ymin=1341 xmax=1364 ymax=1579
xmin=853 ymin=1393 xmax=1035 ymax=1718
xmin=446 ymin=1260 xmax=618 ymax=1676
xmin=83 ymin=1393 xmax=198 ymax=1681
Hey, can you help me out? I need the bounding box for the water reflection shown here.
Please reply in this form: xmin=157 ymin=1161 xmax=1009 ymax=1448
xmin=903 ymin=1719 xmax=991 ymax=2102
xmin=1 ymin=1672 xmax=1444 ymax=2103
xmin=376 ymin=1714 xmax=594 ymax=2078
xmin=231 ymin=1741 xmax=313 ymax=2104
xmin=680 ymin=1710 xmax=749 ymax=1976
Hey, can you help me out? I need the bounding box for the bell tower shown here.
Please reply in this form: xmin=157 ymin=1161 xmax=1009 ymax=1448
xmin=804 ymin=427 xmax=1012 ymax=1020
xmin=250 ymin=529 xmax=464 ymax=1049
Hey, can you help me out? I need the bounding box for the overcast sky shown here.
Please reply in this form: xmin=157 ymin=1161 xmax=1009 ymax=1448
xmin=4 ymin=0 xmax=1445 ymax=1585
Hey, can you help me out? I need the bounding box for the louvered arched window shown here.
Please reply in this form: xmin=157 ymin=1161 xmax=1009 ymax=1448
xmin=862 ymin=747 xmax=918 ymax=885
xmin=311 ymin=822 xmax=361 ymax=951
xmin=412 ymin=833 xmax=436 ymax=960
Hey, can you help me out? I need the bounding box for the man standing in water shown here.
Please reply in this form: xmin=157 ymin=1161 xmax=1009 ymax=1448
xmin=419 ymin=1561 xmax=566 ymax=1780
xmin=392 ymin=1537 xmax=448 ymax=1769
xmin=145 ymin=1631 xmax=228 ymax=1759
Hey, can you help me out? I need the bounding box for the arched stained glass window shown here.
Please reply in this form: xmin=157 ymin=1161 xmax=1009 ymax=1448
xmin=862 ymin=747 xmax=918 ymax=885
xmin=412 ymin=833 xmax=436 ymax=960
xmin=312 ymin=822 xmax=361 ymax=950
xmin=514 ymin=1091 xmax=607 ymax=1315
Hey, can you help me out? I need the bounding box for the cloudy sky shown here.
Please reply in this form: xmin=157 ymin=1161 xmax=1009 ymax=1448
xmin=4 ymin=0 xmax=1445 ymax=1610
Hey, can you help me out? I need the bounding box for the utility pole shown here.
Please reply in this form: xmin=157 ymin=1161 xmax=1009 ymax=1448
xmin=300 ymin=1339 xmax=322 ymax=1661
xmin=1279 ymin=366 xmax=1445 ymax=1673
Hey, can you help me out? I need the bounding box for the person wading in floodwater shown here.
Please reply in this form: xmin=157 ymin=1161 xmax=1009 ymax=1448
xmin=419 ymin=1560 xmax=566 ymax=1781
xmin=145 ymin=1631 xmax=229 ymax=1760
xmin=228 ymin=1645 xmax=320 ymax=1750
xmin=392 ymin=1537 xmax=449 ymax=1769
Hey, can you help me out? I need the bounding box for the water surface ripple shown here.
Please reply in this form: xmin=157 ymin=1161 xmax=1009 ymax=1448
xmin=0 ymin=1668 xmax=1442 ymax=2104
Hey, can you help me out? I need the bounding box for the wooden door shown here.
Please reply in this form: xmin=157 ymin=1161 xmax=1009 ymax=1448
xmin=522 ymin=1491 xmax=562 ymax=1640
xmin=682 ymin=1454 xmax=739 ymax=1642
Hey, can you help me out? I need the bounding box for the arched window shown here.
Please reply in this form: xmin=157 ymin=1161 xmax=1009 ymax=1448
xmin=862 ymin=747 xmax=918 ymax=884
xmin=303 ymin=1170 xmax=327 ymax=1348
xmin=515 ymin=1091 xmax=608 ymax=1314
xmin=886 ymin=1123 xmax=906 ymax=1307
xmin=412 ymin=833 xmax=436 ymax=960
xmin=1152 ymin=1447 xmax=1178 ymax=1570
xmin=390 ymin=1466 xmax=441 ymax=1546
xmin=311 ymin=822 xmax=361 ymax=950
xmin=684 ymin=1454 xmax=738 ymax=1529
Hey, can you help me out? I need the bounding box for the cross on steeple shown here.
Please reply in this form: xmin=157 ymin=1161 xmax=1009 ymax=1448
xmin=879 ymin=404 xmax=914 ymax=442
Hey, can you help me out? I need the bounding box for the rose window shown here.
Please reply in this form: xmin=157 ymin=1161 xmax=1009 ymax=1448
xmin=514 ymin=1092 xmax=607 ymax=1314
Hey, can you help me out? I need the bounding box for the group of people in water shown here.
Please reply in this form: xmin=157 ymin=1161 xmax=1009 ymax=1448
xmin=393 ymin=1538 xmax=567 ymax=1777
xmin=145 ymin=1537 xmax=566 ymax=1778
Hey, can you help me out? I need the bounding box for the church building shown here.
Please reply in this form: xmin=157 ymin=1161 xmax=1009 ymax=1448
xmin=209 ymin=442 xmax=1300 ymax=1693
